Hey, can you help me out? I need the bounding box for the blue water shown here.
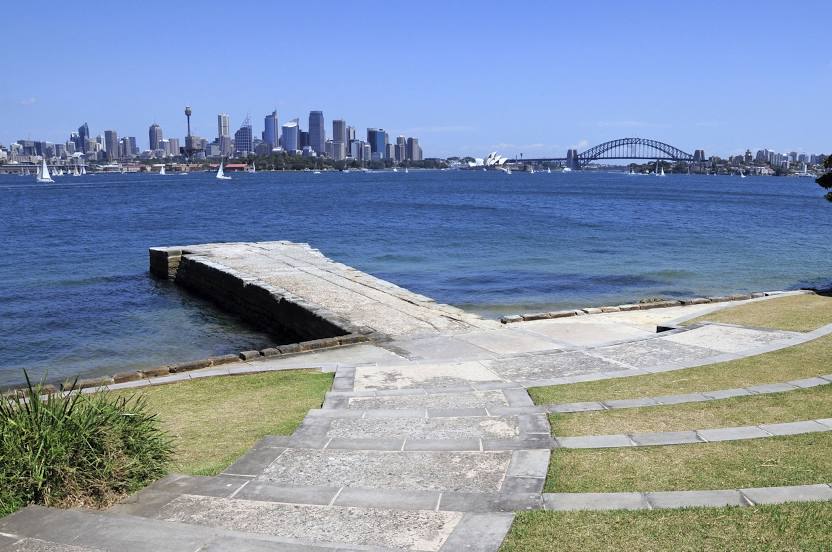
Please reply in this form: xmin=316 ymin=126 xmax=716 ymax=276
xmin=0 ymin=170 xmax=829 ymax=387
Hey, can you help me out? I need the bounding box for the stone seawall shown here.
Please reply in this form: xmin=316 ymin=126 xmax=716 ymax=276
xmin=150 ymin=245 xmax=356 ymax=343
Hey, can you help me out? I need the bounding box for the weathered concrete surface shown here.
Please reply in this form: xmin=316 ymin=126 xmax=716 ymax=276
xmin=156 ymin=494 xmax=462 ymax=551
xmin=152 ymin=241 xmax=497 ymax=339
xmin=259 ymin=449 xmax=513 ymax=492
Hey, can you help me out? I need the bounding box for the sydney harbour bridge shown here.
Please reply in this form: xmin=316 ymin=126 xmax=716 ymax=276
xmin=509 ymin=137 xmax=705 ymax=169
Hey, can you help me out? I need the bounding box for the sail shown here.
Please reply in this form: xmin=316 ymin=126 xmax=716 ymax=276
xmin=80 ymin=165 xmax=86 ymax=175
xmin=37 ymin=159 xmax=53 ymax=182
xmin=160 ymin=165 xmax=165 ymax=175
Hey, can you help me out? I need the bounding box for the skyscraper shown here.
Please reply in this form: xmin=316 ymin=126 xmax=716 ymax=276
xmin=281 ymin=119 xmax=299 ymax=152
xmin=264 ymin=111 xmax=278 ymax=148
xmin=235 ymin=117 xmax=253 ymax=155
xmin=218 ymin=113 xmax=230 ymax=139
xmin=406 ymin=137 xmax=422 ymax=161
xmin=149 ymin=123 xmax=163 ymax=151
xmin=104 ymin=130 xmax=119 ymax=161
xmin=332 ymin=119 xmax=347 ymax=146
xmin=308 ymin=111 xmax=325 ymax=154
xmin=78 ymin=122 xmax=89 ymax=153
xmin=367 ymin=128 xmax=387 ymax=157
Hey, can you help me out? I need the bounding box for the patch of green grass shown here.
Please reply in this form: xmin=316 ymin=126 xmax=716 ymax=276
xmin=1 ymin=377 xmax=171 ymax=517
xmin=118 ymin=370 xmax=333 ymax=476
xmin=529 ymin=334 xmax=832 ymax=405
xmin=685 ymin=293 xmax=832 ymax=332
xmin=549 ymin=384 xmax=830 ymax=436
xmin=501 ymin=502 xmax=832 ymax=552
xmin=546 ymin=433 xmax=832 ymax=493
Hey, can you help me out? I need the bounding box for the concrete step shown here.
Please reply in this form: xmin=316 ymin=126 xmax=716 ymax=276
xmin=0 ymin=502 xmax=512 ymax=552
xmin=117 ymin=473 xmax=545 ymax=513
xmin=288 ymin=410 xmax=552 ymax=451
xmin=323 ymin=387 xmax=534 ymax=411
xmin=0 ymin=505 xmax=386 ymax=551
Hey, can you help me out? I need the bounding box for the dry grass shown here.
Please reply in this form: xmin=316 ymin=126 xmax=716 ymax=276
xmin=529 ymin=334 xmax=832 ymax=406
xmin=501 ymin=502 xmax=832 ymax=552
xmin=550 ymin=384 xmax=830 ymax=436
xmin=116 ymin=370 xmax=332 ymax=475
xmin=684 ymin=293 xmax=832 ymax=332
xmin=546 ymin=433 xmax=832 ymax=493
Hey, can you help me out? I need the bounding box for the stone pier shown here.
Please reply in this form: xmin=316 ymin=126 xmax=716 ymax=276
xmin=150 ymin=241 xmax=497 ymax=342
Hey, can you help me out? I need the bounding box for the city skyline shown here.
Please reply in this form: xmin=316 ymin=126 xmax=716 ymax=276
xmin=1 ymin=0 xmax=829 ymax=158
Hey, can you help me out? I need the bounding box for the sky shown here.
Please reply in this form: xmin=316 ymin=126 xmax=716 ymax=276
xmin=1 ymin=0 xmax=829 ymax=159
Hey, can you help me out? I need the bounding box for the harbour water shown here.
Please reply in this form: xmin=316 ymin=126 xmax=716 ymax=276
xmin=0 ymin=170 xmax=829 ymax=387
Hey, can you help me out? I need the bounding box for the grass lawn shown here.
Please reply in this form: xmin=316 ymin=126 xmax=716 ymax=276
xmin=684 ymin=293 xmax=832 ymax=332
xmin=117 ymin=370 xmax=332 ymax=475
xmin=550 ymin=384 xmax=830 ymax=436
xmin=500 ymin=502 xmax=832 ymax=552
xmin=528 ymin=334 xmax=832 ymax=405
xmin=546 ymin=433 xmax=832 ymax=493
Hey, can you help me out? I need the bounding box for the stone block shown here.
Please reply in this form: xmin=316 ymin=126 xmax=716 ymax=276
xmin=548 ymin=310 xmax=578 ymax=319
xmin=582 ymin=307 xmax=603 ymax=315
xmin=618 ymin=304 xmax=641 ymax=311
xmin=338 ymin=334 xmax=369 ymax=345
xmin=707 ymin=295 xmax=733 ymax=303
xmin=71 ymin=376 xmax=113 ymax=391
xmin=751 ymin=292 xmax=767 ymax=298
xmin=141 ymin=367 xmax=171 ymax=378
xmin=170 ymin=359 xmax=213 ymax=373
xmin=600 ymin=306 xmax=621 ymax=313
xmin=259 ymin=347 xmax=282 ymax=357
xmin=113 ymin=371 xmax=143 ymax=384
xmin=298 ymin=338 xmax=340 ymax=352
xmin=521 ymin=312 xmax=551 ymax=321
xmin=647 ymin=489 xmax=744 ymax=509
xmin=501 ymin=315 xmax=523 ymax=324
xmin=238 ymin=350 xmax=262 ymax=361
xmin=278 ymin=343 xmax=302 ymax=354
xmin=544 ymin=492 xmax=648 ymax=511
xmin=208 ymin=354 xmax=241 ymax=366
xmin=681 ymin=297 xmax=711 ymax=305
xmin=741 ymin=484 xmax=832 ymax=505
xmin=730 ymin=294 xmax=753 ymax=301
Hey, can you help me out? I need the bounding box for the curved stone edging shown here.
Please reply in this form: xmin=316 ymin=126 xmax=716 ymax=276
xmin=500 ymin=290 xmax=810 ymax=324
xmin=545 ymin=374 xmax=832 ymax=413
xmin=556 ymin=418 xmax=832 ymax=449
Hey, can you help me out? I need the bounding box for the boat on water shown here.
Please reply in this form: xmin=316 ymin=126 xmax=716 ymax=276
xmin=547 ymin=167 xmax=551 ymax=174
xmin=529 ymin=167 xmax=535 ymax=174
xmin=562 ymin=167 xmax=572 ymax=173
xmin=739 ymin=170 xmax=746 ymax=178
xmin=72 ymin=165 xmax=80 ymax=177
xmin=405 ymin=167 xmax=409 ymax=174
xmin=313 ymin=170 xmax=322 ymax=174
xmin=80 ymin=165 xmax=86 ymax=176
xmin=36 ymin=158 xmax=54 ymax=183
xmin=392 ymin=167 xmax=398 ymax=172
xmin=247 ymin=163 xmax=256 ymax=173
xmin=159 ymin=165 xmax=166 ymax=176
xmin=216 ymin=160 xmax=232 ymax=180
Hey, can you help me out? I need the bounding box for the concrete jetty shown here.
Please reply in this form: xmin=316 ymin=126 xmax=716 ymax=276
xmin=150 ymin=241 xmax=497 ymax=342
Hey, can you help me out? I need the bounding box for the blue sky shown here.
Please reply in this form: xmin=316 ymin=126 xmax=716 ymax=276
xmin=1 ymin=0 xmax=829 ymax=158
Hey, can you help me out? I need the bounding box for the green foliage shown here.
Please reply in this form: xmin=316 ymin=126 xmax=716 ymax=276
xmin=817 ymin=155 xmax=832 ymax=202
xmin=0 ymin=373 xmax=171 ymax=516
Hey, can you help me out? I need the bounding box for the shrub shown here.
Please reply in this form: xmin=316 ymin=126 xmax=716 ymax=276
xmin=0 ymin=374 xmax=172 ymax=517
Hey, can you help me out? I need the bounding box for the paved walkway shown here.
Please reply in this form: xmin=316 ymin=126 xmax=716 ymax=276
xmin=2 ymin=244 xmax=830 ymax=551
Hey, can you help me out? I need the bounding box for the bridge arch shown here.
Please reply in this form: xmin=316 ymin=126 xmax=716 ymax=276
xmin=577 ymin=137 xmax=694 ymax=167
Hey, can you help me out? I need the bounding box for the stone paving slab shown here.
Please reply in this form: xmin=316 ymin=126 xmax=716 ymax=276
xmin=353 ymin=361 xmax=504 ymax=391
xmin=344 ymin=390 xmax=511 ymax=410
xmin=454 ymin=329 xmax=562 ymax=355
xmin=646 ymin=489 xmax=745 ymax=508
xmin=155 ymin=494 xmax=462 ymax=551
xmin=592 ymin=338 xmax=719 ymax=370
xmin=661 ymin=324 xmax=800 ymax=354
xmin=484 ymin=351 xmax=631 ymax=384
xmin=519 ymin=320 xmax=655 ymax=348
xmin=543 ymin=492 xmax=648 ymax=511
xmin=741 ymin=484 xmax=832 ymax=505
xmin=437 ymin=513 xmax=515 ymax=552
xmin=1 ymin=538 xmax=107 ymax=552
xmin=258 ymin=449 xmax=513 ymax=493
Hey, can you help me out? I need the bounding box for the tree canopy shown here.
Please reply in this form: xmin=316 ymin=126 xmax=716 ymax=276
xmin=817 ymin=155 xmax=832 ymax=202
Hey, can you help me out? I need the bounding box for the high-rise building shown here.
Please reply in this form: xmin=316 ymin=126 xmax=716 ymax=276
xmin=385 ymin=143 xmax=395 ymax=161
xmin=218 ymin=113 xmax=230 ymax=139
xmin=281 ymin=119 xmax=299 ymax=152
xmin=264 ymin=111 xmax=278 ymax=148
xmin=149 ymin=124 xmax=163 ymax=151
xmin=235 ymin=117 xmax=253 ymax=155
xmin=346 ymin=126 xmax=356 ymax=145
xmin=308 ymin=111 xmax=325 ymax=154
xmin=332 ymin=119 xmax=347 ymax=147
xmin=396 ymin=135 xmax=406 ymax=162
xmin=127 ymin=136 xmax=138 ymax=156
xmin=406 ymin=137 xmax=422 ymax=161
xmin=367 ymin=128 xmax=387 ymax=155
xmin=168 ymin=138 xmax=180 ymax=156
xmin=331 ymin=140 xmax=346 ymax=161
xmin=299 ymin=130 xmax=309 ymax=149
xmin=78 ymin=123 xmax=90 ymax=153
xmin=104 ymin=130 xmax=119 ymax=161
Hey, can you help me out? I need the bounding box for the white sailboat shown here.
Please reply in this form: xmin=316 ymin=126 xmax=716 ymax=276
xmin=547 ymin=167 xmax=551 ymax=174
xmin=739 ymin=170 xmax=746 ymax=178
xmin=72 ymin=165 xmax=80 ymax=177
xmin=36 ymin=158 xmax=54 ymax=183
xmin=660 ymin=166 xmax=665 ymax=176
xmin=216 ymin=160 xmax=231 ymax=180
xmin=80 ymin=165 xmax=86 ymax=176
xmin=405 ymin=167 xmax=409 ymax=173
xmin=159 ymin=165 xmax=166 ymax=176
xmin=529 ymin=166 xmax=535 ymax=174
